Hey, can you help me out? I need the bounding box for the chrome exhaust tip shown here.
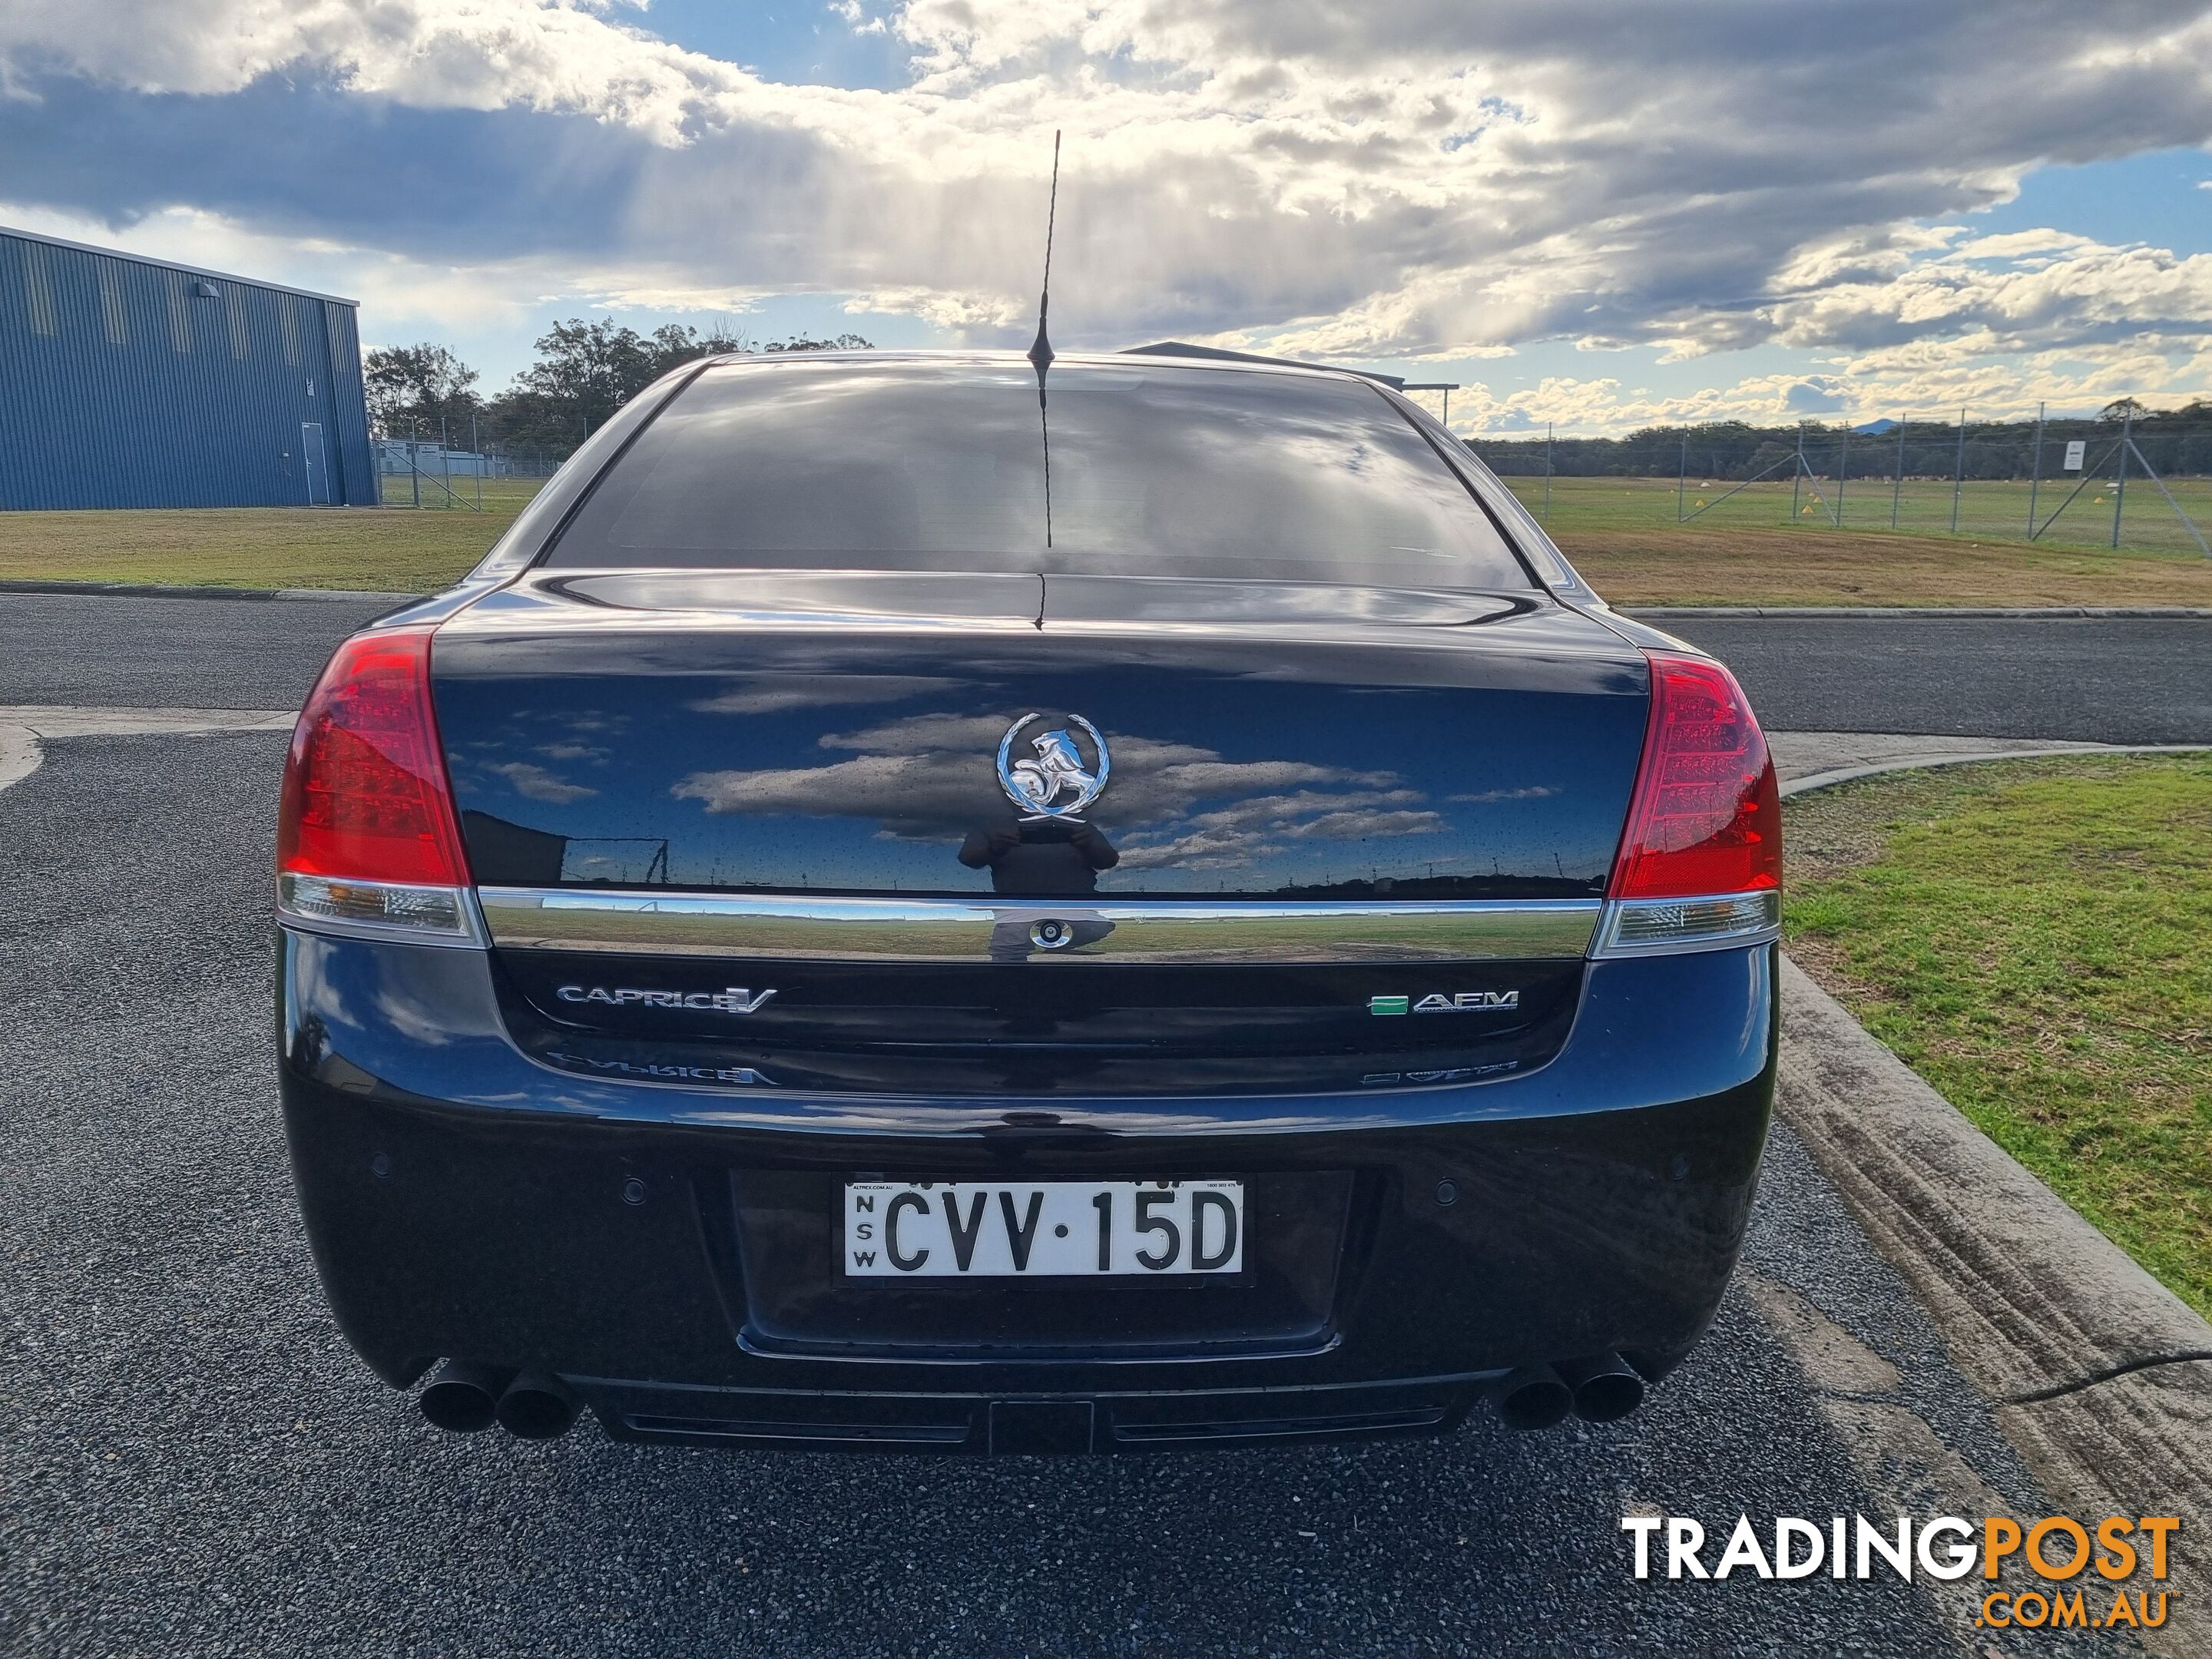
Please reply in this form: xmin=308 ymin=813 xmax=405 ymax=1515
xmin=419 ymin=1360 xmax=514 ymax=1433
xmin=1494 ymin=1364 xmax=1574 ymax=1431
xmin=1556 ymin=1352 xmax=1645 ymax=1422
xmin=495 ymin=1371 xmax=582 ymax=1441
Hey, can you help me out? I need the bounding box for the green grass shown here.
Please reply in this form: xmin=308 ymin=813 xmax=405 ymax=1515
xmin=1555 ymin=524 xmax=2212 ymax=608
xmin=0 ymin=476 xmax=549 ymax=593
xmin=1493 ymin=475 xmax=2212 ymax=607
xmin=1497 ymin=471 xmax=2212 ymax=558
xmin=0 ymin=500 xmax=532 ymax=591
xmin=1783 ymin=754 xmax=2212 ymax=1318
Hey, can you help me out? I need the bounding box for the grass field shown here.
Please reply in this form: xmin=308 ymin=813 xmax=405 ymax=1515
xmin=1500 ymin=472 xmax=2212 ymax=606
xmin=2 ymin=471 xmax=2209 ymax=604
xmin=1497 ymin=470 xmax=2212 ymax=557
xmin=0 ymin=505 xmax=525 ymax=591
xmin=1553 ymin=523 xmax=2212 ymax=608
xmin=1783 ymin=754 xmax=2212 ymax=1320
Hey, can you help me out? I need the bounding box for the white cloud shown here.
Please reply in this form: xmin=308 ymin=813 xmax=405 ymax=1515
xmin=0 ymin=0 xmax=755 ymax=142
xmin=484 ymin=760 xmax=598 ymax=803
xmin=1115 ymin=787 xmax=1443 ymax=872
xmin=674 ymin=713 xmax=1414 ymax=867
xmin=5 ymin=0 xmax=2212 ymax=424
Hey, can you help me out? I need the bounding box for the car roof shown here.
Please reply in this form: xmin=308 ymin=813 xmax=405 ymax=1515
xmin=695 ymin=346 xmax=1389 ymax=391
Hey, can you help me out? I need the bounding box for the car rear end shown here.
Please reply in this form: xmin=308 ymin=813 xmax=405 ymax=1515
xmin=275 ymin=354 xmax=1780 ymax=1452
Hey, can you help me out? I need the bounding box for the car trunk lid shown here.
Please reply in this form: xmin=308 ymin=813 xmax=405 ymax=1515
xmin=432 ymin=571 xmax=1647 ymax=1095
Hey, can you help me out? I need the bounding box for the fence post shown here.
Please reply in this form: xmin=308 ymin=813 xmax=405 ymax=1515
xmin=1892 ymin=415 xmax=1905 ymax=529
xmin=1835 ymin=423 xmax=1849 ymax=526
xmin=2027 ymin=401 xmax=2045 ymax=538
xmin=1949 ymin=408 xmax=1966 ymax=534
xmin=1543 ymin=422 xmax=1553 ymax=522
xmin=2122 ymin=434 xmax=2212 ymax=558
xmin=1791 ymin=422 xmax=1804 ymax=521
xmin=1676 ymin=431 xmax=1686 ymax=522
xmin=2111 ymin=404 xmax=2132 ymax=548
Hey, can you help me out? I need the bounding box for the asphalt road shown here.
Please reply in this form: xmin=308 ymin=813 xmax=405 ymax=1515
xmin=1 ymin=593 xmax=2208 ymax=743
xmin=0 ymin=593 xmax=402 ymax=711
xmin=1661 ymin=614 xmax=2212 ymax=745
xmin=0 ymin=730 xmax=2092 ymax=1658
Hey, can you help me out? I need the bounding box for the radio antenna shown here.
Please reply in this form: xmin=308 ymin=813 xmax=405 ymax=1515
xmin=1028 ymin=130 xmax=1061 ymax=376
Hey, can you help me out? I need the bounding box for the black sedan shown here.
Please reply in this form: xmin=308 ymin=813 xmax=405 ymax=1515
xmin=275 ymin=350 xmax=1780 ymax=1452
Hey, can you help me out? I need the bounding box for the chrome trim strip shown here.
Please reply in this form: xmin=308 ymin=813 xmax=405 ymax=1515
xmin=1590 ymin=890 xmax=1782 ymax=959
xmin=477 ymin=887 xmax=1601 ymax=964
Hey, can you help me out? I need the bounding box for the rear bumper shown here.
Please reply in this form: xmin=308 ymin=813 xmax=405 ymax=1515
xmin=278 ymin=929 xmax=1777 ymax=1449
xmin=581 ymin=1373 xmax=1486 ymax=1453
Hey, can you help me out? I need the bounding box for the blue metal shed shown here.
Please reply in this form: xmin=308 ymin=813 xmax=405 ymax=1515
xmin=0 ymin=226 xmax=376 ymax=509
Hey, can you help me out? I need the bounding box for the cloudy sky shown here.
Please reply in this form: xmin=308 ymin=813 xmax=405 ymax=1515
xmin=5 ymin=0 xmax=2211 ymax=433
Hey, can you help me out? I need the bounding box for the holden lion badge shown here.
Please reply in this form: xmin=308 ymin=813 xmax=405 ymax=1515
xmin=996 ymin=713 xmax=1110 ymax=820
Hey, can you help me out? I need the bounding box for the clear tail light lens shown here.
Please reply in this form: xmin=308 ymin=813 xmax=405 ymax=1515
xmin=1597 ymin=652 xmax=1780 ymax=955
xmin=276 ymin=627 xmax=474 ymax=939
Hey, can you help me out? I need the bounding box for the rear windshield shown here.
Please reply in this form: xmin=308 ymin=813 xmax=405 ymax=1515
xmin=543 ymin=359 xmax=1532 ymax=588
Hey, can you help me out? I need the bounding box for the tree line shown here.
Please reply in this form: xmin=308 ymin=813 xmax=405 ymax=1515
xmin=365 ymin=320 xmax=873 ymax=455
xmin=1469 ymin=399 xmax=2212 ymax=481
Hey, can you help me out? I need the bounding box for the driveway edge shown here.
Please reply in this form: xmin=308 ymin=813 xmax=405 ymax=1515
xmin=1781 ymin=743 xmax=2212 ymax=797
xmin=1775 ymin=956 xmax=2211 ymax=1641
xmin=0 ymin=723 xmax=37 ymax=793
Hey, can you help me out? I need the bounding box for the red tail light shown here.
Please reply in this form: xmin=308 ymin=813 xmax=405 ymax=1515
xmin=278 ymin=627 xmax=469 ymax=896
xmin=1608 ymin=653 xmax=1780 ymax=900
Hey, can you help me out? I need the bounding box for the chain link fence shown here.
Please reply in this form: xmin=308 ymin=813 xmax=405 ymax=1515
xmin=1468 ymin=407 xmax=2212 ymax=558
xmin=376 ymin=438 xmax=572 ymax=512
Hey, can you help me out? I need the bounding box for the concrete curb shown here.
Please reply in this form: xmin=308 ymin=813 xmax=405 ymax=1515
xmin=0 ymin=705 xmax=295 ymax=736
xmin=1776 ymin=959 xmax=2211 ymax=1640
xmin=1628 ymin=604 xmax=2212 ymax=619
xmin=0 ymin=707 xmax=296 ymax=797
xmin=0 ymin=579 xmax=419 ymax=604
xmin=0 ymin=723 xmax=37 ymax=793
xmin=1781 ymin=743 xmax=2212 ymax=797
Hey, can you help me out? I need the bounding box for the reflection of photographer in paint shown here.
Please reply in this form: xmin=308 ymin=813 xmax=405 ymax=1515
xmin=958 ymin=817 xmax=1119 ymax=962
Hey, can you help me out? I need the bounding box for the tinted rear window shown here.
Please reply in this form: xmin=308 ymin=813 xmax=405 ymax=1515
xmin=544 ymin=360 xmax=1532 ymax=588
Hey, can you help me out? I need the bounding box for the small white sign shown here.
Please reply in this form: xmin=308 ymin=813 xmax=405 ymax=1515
xmin=2063 ymin=439 xmax=2087 ymax=471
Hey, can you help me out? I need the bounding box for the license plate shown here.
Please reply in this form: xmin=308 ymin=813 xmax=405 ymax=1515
xmin=842 ymin=1181 xmax=1244 ymax=1277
